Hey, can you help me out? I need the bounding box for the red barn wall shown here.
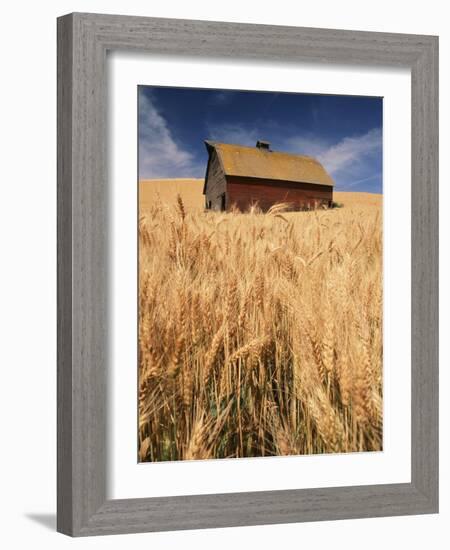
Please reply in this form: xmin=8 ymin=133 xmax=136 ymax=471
xmin=226 ymin=176 xmax=333 ymax=211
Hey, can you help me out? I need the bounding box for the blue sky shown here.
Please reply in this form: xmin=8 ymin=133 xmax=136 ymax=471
xmin=138 ymin=86 xmax=382 ymax=193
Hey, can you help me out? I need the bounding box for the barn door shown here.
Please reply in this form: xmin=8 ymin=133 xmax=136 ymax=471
xmin=220 ymin=193 xmax=226 ymax=211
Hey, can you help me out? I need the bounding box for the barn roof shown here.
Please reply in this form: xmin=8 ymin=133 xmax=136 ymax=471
xmin=204 ymin=140 xmax=334 ymax=187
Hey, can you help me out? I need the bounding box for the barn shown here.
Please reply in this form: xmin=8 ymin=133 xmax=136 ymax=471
xmin=203 ymin=140 xmax=334 ymax=212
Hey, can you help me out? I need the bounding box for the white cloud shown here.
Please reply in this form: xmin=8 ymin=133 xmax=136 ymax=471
xmin=139 ymin=94 xmax=201 ymax=178
xmin=343 ymin=173 xmax=381 ymax=189
xmin=206 ymin=122 xmax=259 ymax=147
xmin=209 ymin=91 xmax=234 ymax=105
xmin=317 ymin=128 xmax=382 ymax=175
xmin=285 ymin=128 xmax=382 ymax=177
xmin=283 ymin=135 xmax=325 ymax=159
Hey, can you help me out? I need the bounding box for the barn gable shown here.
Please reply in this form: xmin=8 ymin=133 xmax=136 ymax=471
xmin=203 ymin=143 xmax=228 ymax=210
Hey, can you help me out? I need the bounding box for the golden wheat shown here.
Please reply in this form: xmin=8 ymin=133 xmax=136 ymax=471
xmin=138 ymin=190 xmax=383 ymax=461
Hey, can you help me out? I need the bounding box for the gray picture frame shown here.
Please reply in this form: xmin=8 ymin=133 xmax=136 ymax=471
xmin=57 ymin=12 xmax=439 ymax=537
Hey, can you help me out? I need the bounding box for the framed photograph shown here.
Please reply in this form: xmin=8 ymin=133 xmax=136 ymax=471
xmin=57 ymin=12 xmax=438 ymax=536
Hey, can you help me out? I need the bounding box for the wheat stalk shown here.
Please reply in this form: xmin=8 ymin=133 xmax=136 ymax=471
xmin=138 ymin=192 xmax=383 ymax=460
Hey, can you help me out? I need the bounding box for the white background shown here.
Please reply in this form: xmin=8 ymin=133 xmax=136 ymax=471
xmin=109 ymin=55 xmax=411 ymax=498
xmin=0 ymin=1 xmax=447 ymax=549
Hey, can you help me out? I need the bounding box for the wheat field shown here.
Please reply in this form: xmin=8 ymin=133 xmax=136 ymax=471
xmin=138 ymin=179 xmax=383 ymax=461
